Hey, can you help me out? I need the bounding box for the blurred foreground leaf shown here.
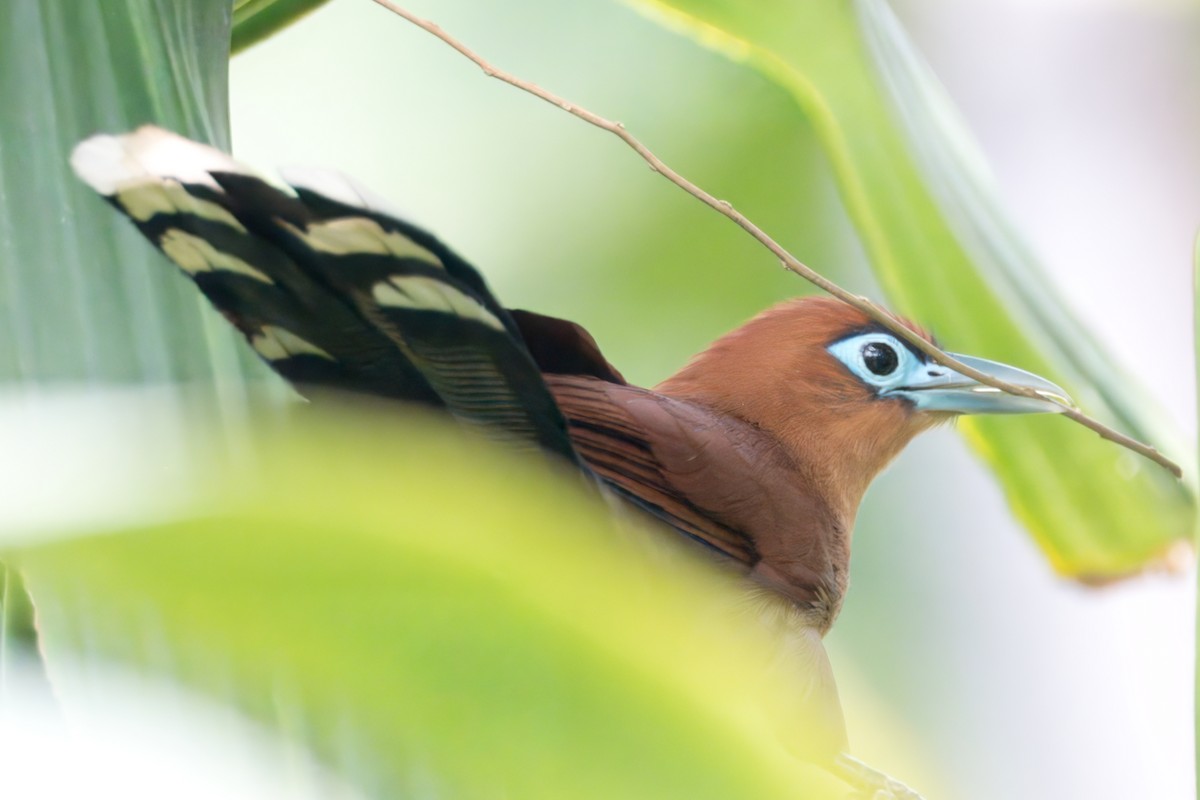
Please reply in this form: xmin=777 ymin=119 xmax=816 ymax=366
xmin=0 ymin=566 xmax=37 ymax=654
xmin=13 ymin=401 xmax=852 ymax=799
xmin=0 ymin=0 xmax=276 ymax=681
xmin=628 ymin=0 xmax=1192 ymax=578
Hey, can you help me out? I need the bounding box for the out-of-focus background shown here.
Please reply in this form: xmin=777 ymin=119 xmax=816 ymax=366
xmin=224 ymin=0 xmax=1195 ymax=797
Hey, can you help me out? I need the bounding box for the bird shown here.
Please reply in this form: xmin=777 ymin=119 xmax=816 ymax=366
xmin=71 ymin=126 xmax=1069 ymax=791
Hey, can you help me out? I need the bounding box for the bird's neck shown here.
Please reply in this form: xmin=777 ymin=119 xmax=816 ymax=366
xmin=653 ymin=386 xmax=906 ymax=634
xmin=653 ymin=318 xmax=931 ymax=630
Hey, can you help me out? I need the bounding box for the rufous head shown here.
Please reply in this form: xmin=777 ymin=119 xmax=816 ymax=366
xmin=657 ymin=296 xmax=1067 ymax=516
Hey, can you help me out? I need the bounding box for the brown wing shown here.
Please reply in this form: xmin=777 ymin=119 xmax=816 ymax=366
xmin=546 ymin=374 xmax=759 ymax=565
xmin=509 ymin=312 xmax=753 ymax=562
xmin=548 ymin=374 xmax=846 ymax=624
xmin=502 ymin=310 xmax=843 ymax=621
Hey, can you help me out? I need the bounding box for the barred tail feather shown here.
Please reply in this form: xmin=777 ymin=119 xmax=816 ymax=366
xmin=71 ymin=126 xmax=582 ymax=465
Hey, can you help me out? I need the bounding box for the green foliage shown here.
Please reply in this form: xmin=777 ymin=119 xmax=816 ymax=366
xmin=0 ymin=0 xmax=266 ymax=388
xmin=628 ymin=0 xmax=1192 ymax=578
xmin=0 ymin=0 xmax=226 ymax=698
xmin=233 ymin=0 xmax=333 ymax=53
xmin=1 ymin=566 xmax=37 ymax=647
xmin=14 ymin=406 xmax=852 ymax=799
xmin=0 ymin=0 xmax=276 ymax=684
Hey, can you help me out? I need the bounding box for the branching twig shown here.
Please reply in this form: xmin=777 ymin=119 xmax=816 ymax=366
xmin=368 ymin=0 xmax=1182 ymax=480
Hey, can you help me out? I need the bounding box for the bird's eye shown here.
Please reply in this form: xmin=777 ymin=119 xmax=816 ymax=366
xmin=862 ymin=342 xmax=898 ymax=376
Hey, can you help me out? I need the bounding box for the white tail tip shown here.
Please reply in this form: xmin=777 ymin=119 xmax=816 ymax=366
xmin=70 ymin=125 xmax=246 ymax=195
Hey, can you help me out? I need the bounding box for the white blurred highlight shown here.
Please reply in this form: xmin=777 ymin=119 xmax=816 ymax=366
xmin=0 ymin=388 xmax=207 ymax=545
xmin=2 ymin=654 xmax=365 ymax=800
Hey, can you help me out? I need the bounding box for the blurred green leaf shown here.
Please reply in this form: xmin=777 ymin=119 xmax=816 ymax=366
xmin=0 ymin=0 xmax=267 ymax=389
xmin=0 ymin=0 xmax=276 ymax=689
xmin=14 ymin=403 xmax=852 ymax=799
xmin=232 ymin=0 xmax=332 ymax=54
xmin=1 ymin=565 xmax=37 ymax=653
xmin=0 ymin=564 xmax=34 ymax=633
xmin=627 ymin=0 xmax=1192 ymax=578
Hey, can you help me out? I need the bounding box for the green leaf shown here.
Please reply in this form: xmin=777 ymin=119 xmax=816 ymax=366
xmin=626 ymin=0 xmax=1193 ymax=578
xmin=0 ymin=565 xmax=35 ymax=640
xmin=232 ymin=0 xmax=332 ymax=54
xmin=1 ymin=565 xmax=38 ymax=673
xmin=0 ymin=0 xmax=278 ymax=690
xmin=0 ymin=0 xmax=267 ymax=390
xmin=13 ymin=403 xmax=853 ymax=798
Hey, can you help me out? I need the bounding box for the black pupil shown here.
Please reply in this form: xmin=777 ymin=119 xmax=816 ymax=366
xmin=862 ymin=342 xmax=898 ymax=376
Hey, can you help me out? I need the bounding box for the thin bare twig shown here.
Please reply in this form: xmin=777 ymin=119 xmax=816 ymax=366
xmin=368 ymin=0 xmax=1182 ymax=480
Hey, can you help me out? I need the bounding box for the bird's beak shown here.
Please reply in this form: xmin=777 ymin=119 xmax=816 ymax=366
xmin=892 ymin=354 xmax=1071 ymax=415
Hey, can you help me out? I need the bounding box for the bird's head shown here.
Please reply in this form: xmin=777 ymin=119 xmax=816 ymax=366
xmin=657 ymin=296 xmax=1068 ymax=513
